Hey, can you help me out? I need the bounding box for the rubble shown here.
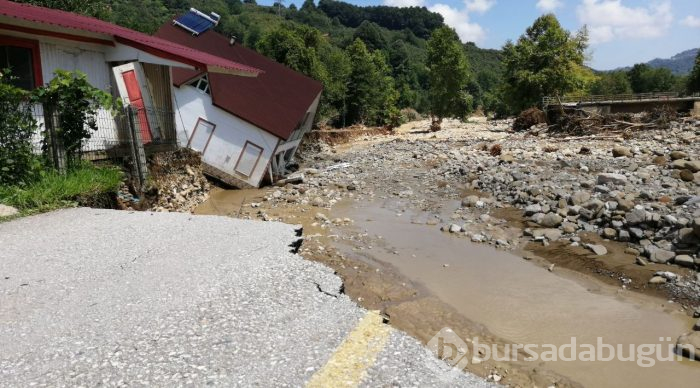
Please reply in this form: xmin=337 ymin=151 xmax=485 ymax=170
xmin=243 ymin=116 xmax=699 ymax=305
xmin=145 ymin=149 xmax=211 ymax=212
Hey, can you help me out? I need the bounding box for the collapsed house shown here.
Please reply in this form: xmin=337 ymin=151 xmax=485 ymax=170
xmin=155 ymin=10 xmax=323 ymax=188
xmin=0 ymin=0 xmax=260 ymax=159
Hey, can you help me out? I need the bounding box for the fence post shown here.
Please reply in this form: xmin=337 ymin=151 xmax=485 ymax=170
xmin=43 ymin=105 xmax=66 ymax=173
xmin=126 ymin=105 xmax=148 ymax=188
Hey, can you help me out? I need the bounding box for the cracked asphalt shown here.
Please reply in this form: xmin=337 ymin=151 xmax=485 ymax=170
xmin=0 ymin=208 xmax=492 ymax=387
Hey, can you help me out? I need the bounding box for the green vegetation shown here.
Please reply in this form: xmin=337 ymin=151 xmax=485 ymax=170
xmin=686 ymin=50 xmax=700 ymax=94
xmin=34 ymin=70 xmax=118 ymax=168
xmin=0 ymin=72 xmax=39 ymax=186
xmin=0 ymin=70 xmax=121 ymax=215
xmin=427 ymin=26 xmax=470 ymax=130
xmin=501 ymin=14 xmax=590 ymax=112
xmin=0 ymin=163 xmax=122 ymax=213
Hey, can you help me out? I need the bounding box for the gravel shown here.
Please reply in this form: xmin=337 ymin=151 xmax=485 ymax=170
xmin=0 ymin=208 xmax=489 ymax=386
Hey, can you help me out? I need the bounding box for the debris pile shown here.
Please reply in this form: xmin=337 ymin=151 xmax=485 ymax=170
xmin=513 ymin=107 xmax=547 ymax=131
xmin=549 ymin=106 xmax=682 ymax=135
xmin=145 ymin=148 xmax=211 ymax=212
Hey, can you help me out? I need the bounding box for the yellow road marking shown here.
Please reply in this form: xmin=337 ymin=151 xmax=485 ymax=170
xmin=306 ymin=311 xmax=393 ymax=388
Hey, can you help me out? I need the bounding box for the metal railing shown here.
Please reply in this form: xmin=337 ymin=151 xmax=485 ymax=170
xmin=542 ymin=92 xmax=700 ymax=106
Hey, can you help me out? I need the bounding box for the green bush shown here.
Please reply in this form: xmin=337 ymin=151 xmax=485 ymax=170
xmin=0 ymin=72 xmax=40 ymax=186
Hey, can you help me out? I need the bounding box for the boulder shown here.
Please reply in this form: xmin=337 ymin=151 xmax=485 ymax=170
xmin=539 ymin=213 xmax=563 ymax=227
xmin=677 ymin=332 xmax=700 ymax=361
xmin=462 ymin=195 xmax=480 ymax=207
xmin=570 ymin=191 xmax=591 ymax=206
xmin=612 ymin=146 xmax=632 ymax=157
xmin=602 ymin=228 xmax=617 ymax=239
xmin=597 ymin=173 xmax=627 ymax=186
xmin=694 ymin=217 xmax=700 ymax=238
xmin=680 ymin=169 xmax=695 ymax=182
xmin=616 ymin=199 xmax=635 ymax=212
xmin=625 ymin=209 xmax=647 ymax=225
xmin=685 ymin=161 xmax=700 ymax=173
xmin=647 ymin=247 xmax=676 ymax=264
xmin=674 ymin=255 xmax=695 ymax=268
xmin=524 ymin=204 xmax=542 ymax=216
xmin=670 ymin=150 xmax=688 ymax=160
xmin=586 ymin=244 xmax=608 ymax=256
xmin=0 ymin=204 xmax=18 ymax=218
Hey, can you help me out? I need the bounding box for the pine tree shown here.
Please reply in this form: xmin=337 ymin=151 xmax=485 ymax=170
xmin=426 ymin=26 xmax=470 ymax=131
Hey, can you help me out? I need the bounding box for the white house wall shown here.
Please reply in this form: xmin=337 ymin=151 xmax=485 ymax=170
xmin=35 ymin=39 xmax=119 ymax=152
xmin=173 ymin=85 xmax=279 ymax=187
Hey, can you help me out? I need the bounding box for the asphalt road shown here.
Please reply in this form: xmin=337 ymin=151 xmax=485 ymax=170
xmin=0 ymin=208 xmax=492 ymax=387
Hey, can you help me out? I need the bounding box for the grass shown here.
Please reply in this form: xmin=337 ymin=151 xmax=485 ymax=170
xmin=0 ymin=163 xmax=123 ymax=215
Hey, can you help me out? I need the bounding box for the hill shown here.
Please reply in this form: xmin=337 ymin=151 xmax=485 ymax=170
xmin=614 ymin=48 xmax=698 ymax=75
xmin=646 ymin=48 xmax=698 ymax=75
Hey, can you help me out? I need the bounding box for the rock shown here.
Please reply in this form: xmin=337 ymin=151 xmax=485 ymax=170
xmin=674 ymin=255 xmax=695 ymax=268
xmin=616 ymin=199 xmax=635 ymax=212
xmin=677 ymin=332 xmax=700 ymax=361
xmin=602 ymin=228 xmax=617 ymax=239
xmin=618 ymin=230 xmax=630 ymax=242
xmin=524 ymin=204 xmax=542 ymax=216
xmin=500 ymin=153 xmax=514 ymax=163
xmin=694 ymin=218 xmax=700 ymax=238
xmin=636 ymin=257 xmax=648 ymax=266
xmin=0 ymin=204 xmax=18 ymax=218
xmin=670 ymin=151 xmax=688 ymax=160
xmin=586 ymin=244 xmax=608 ymax=256
xmin=647 ymin=247 xmax=676 ymax=264
xmin=695 ymin=320 xmax=700 ymax=331
xmin=625 ymin=209 xmax=647 ymax=225
xmin=625 ymin=247 xmax=641 ymax=256
xmin=612 ymin=146 xmax=632 ymax=157
xmin=652 ymin=155 xmax=667 ymax=165
xmin=562 ymin=222 xmax=578 ymax=234
xmin=649 ymin=276 xmax=667 ymax=284
xmin=629 ymin=227 xmax=645 ymax=239
xmin=539 ymin=213 xmax=563 ymax=227
xmin=570 ymin=191 xmax=591 ymax=206
xmin=462 ymin=195 xmax=480 ymax=207
xmin=680 ymin=169 xmax=695 ymax=182
xmin=685 ymin=161 xmax=700 ymax=173
xmin=449 ymin=224 xmax=462 ymax=233
xmin=597 ymin=173 xmax=627 ymax=186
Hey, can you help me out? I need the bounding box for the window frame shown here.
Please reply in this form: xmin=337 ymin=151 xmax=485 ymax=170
xmin=0 ymin=35 xmax=43 ymax=89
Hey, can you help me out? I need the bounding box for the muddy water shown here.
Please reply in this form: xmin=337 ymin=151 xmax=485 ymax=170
xmin=333 ymin=199 xmax=700 ymax=388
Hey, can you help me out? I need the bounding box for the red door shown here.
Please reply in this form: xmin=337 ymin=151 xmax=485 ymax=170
xmin=122 ymin=70 xmax=152 ymax=144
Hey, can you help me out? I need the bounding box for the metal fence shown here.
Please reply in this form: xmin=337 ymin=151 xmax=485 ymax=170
xmin=542 ymin=92 xmax=700 ymax=107
xmin=30 ymin=104 xmax=179 ymax=186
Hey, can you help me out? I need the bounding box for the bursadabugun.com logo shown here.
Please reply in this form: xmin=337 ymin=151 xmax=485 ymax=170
xmin=427 ymin=327 xmax=687 ymax=369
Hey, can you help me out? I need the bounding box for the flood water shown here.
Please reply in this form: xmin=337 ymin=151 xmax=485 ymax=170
xmin=333 ymin=199 xmax=700 ymax=388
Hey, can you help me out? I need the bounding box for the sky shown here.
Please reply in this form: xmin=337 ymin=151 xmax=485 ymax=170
xmin=267 ymin=0 xmax=700 ymax=70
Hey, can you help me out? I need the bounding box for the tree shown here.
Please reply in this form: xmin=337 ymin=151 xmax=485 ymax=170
xmin=627 ymin=64 xmax=675 ymax=93
xmin=686 ymin=51 xmax=700 ymax=94
xmin=426 ymin=26 xmax=470 ymax=130
xmin=108 ymin=0 xmax=170 ymax=34
xmin=589 ymin=71 xmax=632 ymax=95
xmin=344 ymin=38 xmax=397 ymax=126
xmin=501 ymin=14 xmax=589 ymax=112
xmin=16 ymin=0 xmax=110 ymax=18
xmin=256 ymin=23 xmax=326 ymax=82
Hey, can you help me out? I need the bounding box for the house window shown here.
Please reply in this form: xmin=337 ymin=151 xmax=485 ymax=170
xmin=0 ymin=36 xmax=42 ymax=90
xmin=188 ymin=75 xmax=210 ymax=95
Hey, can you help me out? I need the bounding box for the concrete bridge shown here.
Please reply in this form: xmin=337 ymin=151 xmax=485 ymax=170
xmin=543 ymin=93 xmax=700 ymax=116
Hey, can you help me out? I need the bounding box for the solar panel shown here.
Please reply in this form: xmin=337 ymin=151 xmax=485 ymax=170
xmin=173 ymin=9 xmax=218 ymax=36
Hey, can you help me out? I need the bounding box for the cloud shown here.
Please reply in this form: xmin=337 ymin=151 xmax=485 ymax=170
xmin=576 ymin=0 xmax=673 ymax=44
xmin=383 ymin=0 xmax=425 ymax=7
xmin=429 ymin=3 xmax=487 ymax=43
xmin=465 ymin=0 xmax=496 ymax=13
xmin=681 ymin=15 xmax=700 ymax=28
xmin=536 ymin=0 xmax=563 ymax=12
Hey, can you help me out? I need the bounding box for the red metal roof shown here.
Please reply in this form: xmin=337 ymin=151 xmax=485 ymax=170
xmin=0 ymin=0 xmax=261 ymax=76
xmin=155 ymin=23 xmax=323 ymax=141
